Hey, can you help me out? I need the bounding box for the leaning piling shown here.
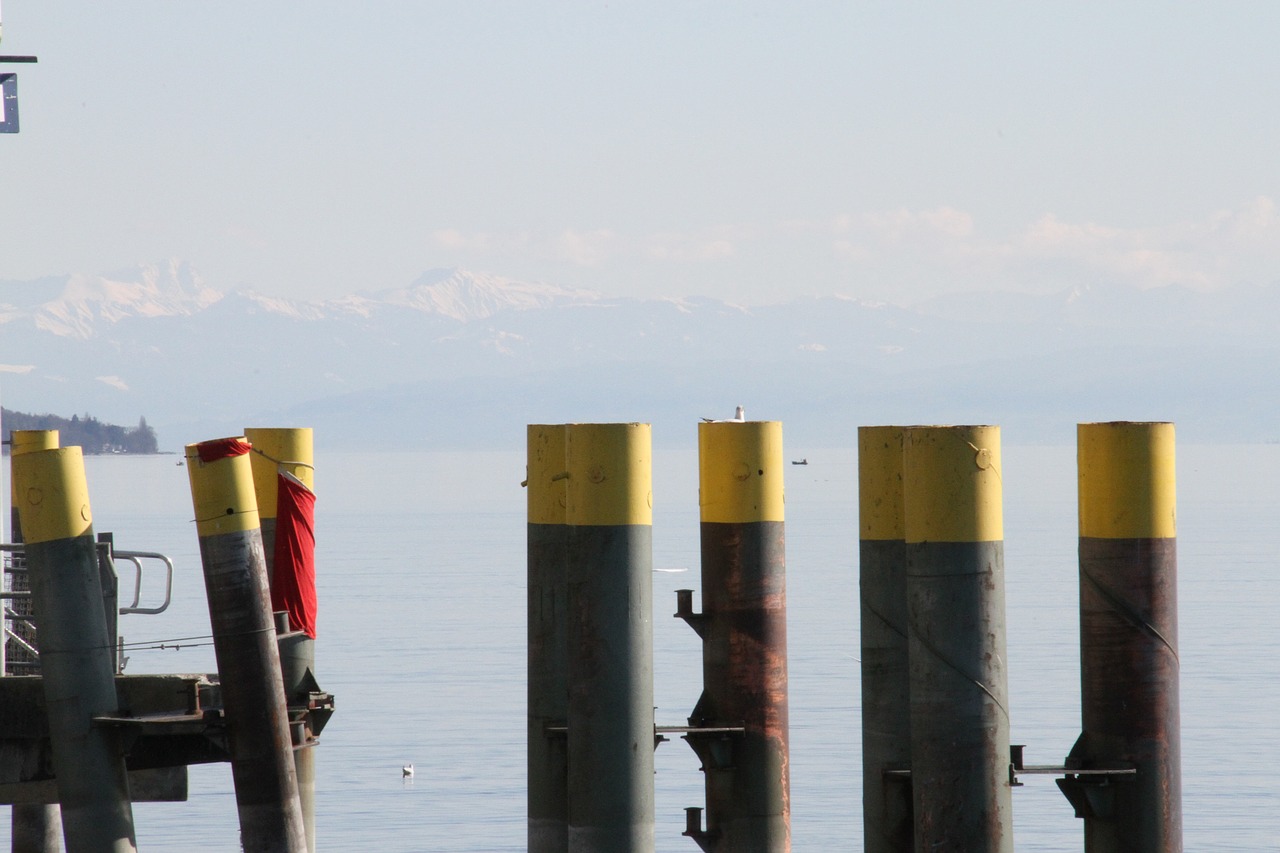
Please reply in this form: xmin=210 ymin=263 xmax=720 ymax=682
xmin=185 ymin=437 xmax=306 ymax=853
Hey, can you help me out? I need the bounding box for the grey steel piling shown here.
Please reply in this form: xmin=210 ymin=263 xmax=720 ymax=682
xmin=12 ymin=446 xmax=137 ymax=853
xmin=564 ymin=423 xmax=655 ymax=852
xmin=527 ymin=424 xmax=570 ymax=852
xmin=678 ymin=420 xmax=790 ymax=852
xmin=1064 ymin=422 xmax=1182 ymax=852
xmin=7 ymin=429 xmax=63 ymax=853
xmin=903 ymin=425 xmax=1013 ymax=853
xmin=857 ymin=426 xmax=912 ymax=853
xmin=186 ymin=437 xmax=306 ymax=853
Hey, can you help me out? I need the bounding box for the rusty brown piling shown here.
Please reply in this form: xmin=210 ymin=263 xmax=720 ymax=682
xmin=1063 ymin=422 xmax=1182 ymax=852
xmin=186 ymin=437 xmax=306 ymax=853
xmin=527 ymin=424 xmax=570 ymax=852
xmin=903 ymin=425 xmax=1013 ymax=853
xmin=857 ymin=426 xmax=912 ymax=853
xmin=677 ymin=419 xmax=790 ymax=852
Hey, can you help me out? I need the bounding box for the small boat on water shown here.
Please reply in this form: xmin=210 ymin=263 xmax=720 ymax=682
xmin=791 ymin=458 xmax=808 ymax=465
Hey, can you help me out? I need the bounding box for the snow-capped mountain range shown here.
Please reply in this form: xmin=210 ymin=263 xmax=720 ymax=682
xmin=1 ymin=260 xmax=1277 ymax=449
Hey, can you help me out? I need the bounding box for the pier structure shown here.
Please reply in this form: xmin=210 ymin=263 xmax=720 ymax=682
xmin=677 ymin=419 xmax=791 ymax=852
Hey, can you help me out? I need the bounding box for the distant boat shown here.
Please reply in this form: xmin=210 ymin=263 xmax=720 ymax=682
xmin=791 ymin=458 xmax=808 ymax=465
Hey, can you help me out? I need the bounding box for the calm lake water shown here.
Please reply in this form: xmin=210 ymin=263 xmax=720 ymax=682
xmin=2 ymin=442 xmax=1278 ymax=851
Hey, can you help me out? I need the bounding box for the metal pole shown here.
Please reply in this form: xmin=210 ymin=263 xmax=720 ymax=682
xmin=679 ymin=419 xmax=789 ymax=851
xmin=12 ymin=447 xmax=137 ymax=853
xmin=903 ymin=425 xmax=1013 ymax=853
xmin=1064 ymin=422 xmax=1182 ymax=852
xmin=245 ymin=428 xmax=317 ymax=853
xmin=186 ymin=437 xmax=306 ymax=853
xmin=527 ymin=424 xmax=570 ymax=852
xmin=565 ymin=423 xmax=654 ymax=852
xmin=8 ymin=430 xmax=63 ymax=853
xmin=857 ymin=426 xmax=912 ymax=853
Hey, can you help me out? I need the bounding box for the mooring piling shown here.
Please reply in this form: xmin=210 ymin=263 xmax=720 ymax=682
xmin=12 ymin=446 xmax=138 ymax=853
xmin=902 ymin=425 xmax=1013 ymax=853
xmin=527 ymin=424 xmax=570 ymax=852
xmin=7 ymin=429 xmax=64 ymax=853
xmin=245 ymin=427 xmax=318 ymax=853
xmin=857 ymin=426 xmax=912 ymax=853
xmin=185 ymin=437 xmax=306 ymax=853
xmin=677 ymin=419 xmax=790 ymax=852
xmin=564 ymin=423 xmax=655 ymax=852
xmin=1063 ymin=422 xmax=1182 ymax=852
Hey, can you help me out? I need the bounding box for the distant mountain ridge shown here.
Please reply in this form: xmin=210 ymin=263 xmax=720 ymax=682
xmin=1 ymin=260 xmax=1276 ymax=449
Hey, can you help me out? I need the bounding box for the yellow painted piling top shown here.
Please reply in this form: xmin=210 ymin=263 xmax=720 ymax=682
xmin=186 ymin=437 xmax=261 ymax=537
xmin=527 ymin=424 xmax=568 ymax=525
xmin=12 ymin=447 xmax=93 ymax=544
xmin=858 ymin=426 xmax=904 ymax=540
xmin=903 ymin=425 xmax=1003 ymax=543
xmin=9 ymin=430 xmax=58 ymax=502
xmin=698 ymin=420 xmax=784 ymax=524
xmin=244 ymin=428 xmax=314 ymax=518
xmin=1078 ymin=421 xmax=1176 ymax=539
xmin=565 ymin=423 xmax=652 ymax=527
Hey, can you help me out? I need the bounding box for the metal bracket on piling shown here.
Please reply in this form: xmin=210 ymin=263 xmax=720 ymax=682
xmin=682 ymin=806 xmax=717 ymax=853
xmin=673 ymin=589 xmax=707 ymax=638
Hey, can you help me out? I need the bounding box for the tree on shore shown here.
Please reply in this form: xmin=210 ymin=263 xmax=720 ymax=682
xmin=0 ymin=408 xmax=159 ymax=454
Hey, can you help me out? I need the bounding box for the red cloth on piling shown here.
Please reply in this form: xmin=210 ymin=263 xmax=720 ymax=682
xmin=272 ymin=471 xmax=318 ymax=639
xmin=196 ymin=437 xmax=253 ymax=462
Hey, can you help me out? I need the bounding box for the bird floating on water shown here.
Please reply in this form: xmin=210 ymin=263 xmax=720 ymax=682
xmin=402 ymin=763 xmax=414 ymax=779
xmin=702 ymin=405 xmax=746 ymax=423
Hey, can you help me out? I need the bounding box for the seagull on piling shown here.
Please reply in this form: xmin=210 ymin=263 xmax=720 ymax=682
xmin=702 ymin=405 xmax=746 ymax=423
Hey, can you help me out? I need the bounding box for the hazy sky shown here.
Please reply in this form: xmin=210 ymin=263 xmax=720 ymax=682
xmin=3 ymin=2 xmax=1279 ymax=304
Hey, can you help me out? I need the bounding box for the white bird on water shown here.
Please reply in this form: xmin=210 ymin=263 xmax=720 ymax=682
xmin=402 ymin=763 xmax=414 ymax=779
xmin=702 ymin=405 xmax=746 ymax=423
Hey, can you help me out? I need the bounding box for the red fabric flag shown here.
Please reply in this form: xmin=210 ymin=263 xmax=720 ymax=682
xmin=272 ymin=471 xmax=317 ymax=639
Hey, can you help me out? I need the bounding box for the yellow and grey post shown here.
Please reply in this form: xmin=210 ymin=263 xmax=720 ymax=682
xmin=679 ymin=420 xmax=790 ymax=852
xmin=7 ymin=430 xmax=64 ymax=853
xmin=1065 ymin=422 xmax=1182 ymax=852
xmin=857 ymin=426 xmax=912 ymax=853
xmin=903 ymin=426 xmax=1013 ymax=853
xmin=246 ymin=427 xmax=317 ymax=853
xmin=186 ymin=438 xmax=306 ymax=853
xmin=12 ymin=447 xmax=137 ymax=853
xmin=565 ymin=423 xmax=655 ymax=852
xmin=527 ymin=425 xmax=570 ymax=852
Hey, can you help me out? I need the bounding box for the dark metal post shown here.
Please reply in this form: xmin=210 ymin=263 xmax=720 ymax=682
xmin=7 ymin=430 xmax=63 ymax=853
xmin=857 ymin=426 xmax=912 ymax=853
xmin=679 ymin=420 xmax=790 ymax=852
xmin=565 ymin=423 xmax=654 ymax=852
xmin=12 ymin=447 xmax=137 ymax=853
xmin=527 ymin=424 xmax=570 ymax=851
xmin=1064 ymin=422 xmax=1182 ymax=852
xmin=903 ymin=425 xmax=1013 ymax=853
xmin=246 ymin=427 xmax=317 ymax=853
xmin=186 ymin=437 xmax=306 ymax=853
